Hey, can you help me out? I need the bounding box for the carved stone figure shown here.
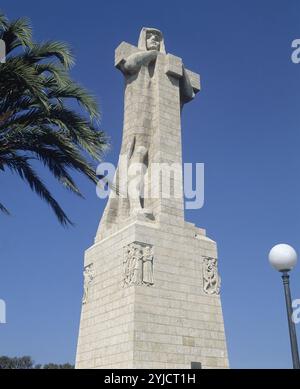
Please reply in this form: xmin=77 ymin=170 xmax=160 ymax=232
xmin=142 ymin=245 xmax=154 ymax=285
xmin=127 ymin=145 xmax=148 ymax=216
xmin=97 ymin=27 xmax=200 ymax=236
xmin=123 ymin=244 xmax=132 ymax=285
xmin=203 ymin=256 xmax=221 ymax=295
xmin=82 ymin=264 xmax=94 ymax=304
xmin=123 ymin=242 xmax=154 ymax=287
xmin=117 ymin=28 xmax=164 ymax=220
xmin=131 ymin=244 xmax=143 ymax=285
xmin=123 ymin=243 xmax=138 ymax=287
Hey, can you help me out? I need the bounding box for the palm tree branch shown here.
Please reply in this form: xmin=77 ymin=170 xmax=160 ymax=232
xmin=0 ymin=107 xmax=107 ymax=159
xmin=0 ymin=201 xmax=10 ymax=215
xmin=23 ymin=41 xmax=74 ymax=69
xmin=0 ymin=17 xmax=32 ymax=54
xmin=1 ymin=153 xmax=73 ymax=226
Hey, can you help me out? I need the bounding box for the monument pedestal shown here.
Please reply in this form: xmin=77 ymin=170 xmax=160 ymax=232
xmin=76 ymin=217 xmax=228 ymax=369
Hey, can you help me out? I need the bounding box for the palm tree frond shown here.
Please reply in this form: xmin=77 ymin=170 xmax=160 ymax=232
xmin=48 ymin=82 xmax=100 ymax=119
xmin=2 ymin=154 xmax=73 ymax=226
xmin=0 ymin=17 xmax=32 ymax=53
xmin=0 ymin=201 xmax=10 ymax=215
xmin=0 ymin=12 xmax=8 ymax=30
xmin=25 ymin=41 xmax=74 ymax=68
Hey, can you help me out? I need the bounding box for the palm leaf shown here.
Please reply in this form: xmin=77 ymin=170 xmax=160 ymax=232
xmin=2 ymin=154 xmax=73 ymax=226
xmin=0 ymin=201 xmax=10 ymax=215
xmin=0 ymin=17 xmax=32 ymax=54
xmin=24 ymin=41 xmax=74 ymax=69
xmin=0 ymin=13 xmax=8 ymax=30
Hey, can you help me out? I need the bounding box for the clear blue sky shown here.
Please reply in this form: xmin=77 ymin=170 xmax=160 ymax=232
xmin=1 ymin=0 xmax=300 ymax=368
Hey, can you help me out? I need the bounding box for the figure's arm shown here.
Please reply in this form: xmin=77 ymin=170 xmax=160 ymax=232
xmin=180 ymin=66 xmax=195 ymax=102
xmin=115 ymin=42 xmax=158 ymax=75
xmin=164 ymin=54 xmax=199 ymax=104
xmin=123 ymin=50 xmax=158 ymax=74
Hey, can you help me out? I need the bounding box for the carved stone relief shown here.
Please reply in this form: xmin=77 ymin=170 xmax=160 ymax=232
xmin=82 ymin=263 xmax=95 ymax=304
xmin=123 ymin=242 xmax=154 ymax=287
xmin=203 ymin=256 xmax=221 ymax=295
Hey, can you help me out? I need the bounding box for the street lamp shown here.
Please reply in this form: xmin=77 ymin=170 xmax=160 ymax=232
xmin=268 ymin=243 xmax=300 ymax=369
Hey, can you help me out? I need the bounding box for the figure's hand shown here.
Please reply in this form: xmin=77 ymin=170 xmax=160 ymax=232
xmin=124 ymin=50 xmax=159 ymax=74
xmin=141 ymin=50 xmax=158 ymax=65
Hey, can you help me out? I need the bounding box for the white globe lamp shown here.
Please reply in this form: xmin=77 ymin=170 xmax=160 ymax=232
xmin=268 ymin=243 xmax=297 ymax=272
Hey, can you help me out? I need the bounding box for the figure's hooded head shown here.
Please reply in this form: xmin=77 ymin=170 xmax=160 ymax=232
xmin=138 ymin=27 xmax=166 ymax=53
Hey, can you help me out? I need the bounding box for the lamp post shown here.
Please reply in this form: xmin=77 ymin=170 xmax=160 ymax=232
xmin=268 ymin=243 xmax=300 ymax=369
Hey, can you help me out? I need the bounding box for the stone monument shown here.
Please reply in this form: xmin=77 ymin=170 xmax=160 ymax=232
xmin=76 ymin=28 xmax=229 ymax=369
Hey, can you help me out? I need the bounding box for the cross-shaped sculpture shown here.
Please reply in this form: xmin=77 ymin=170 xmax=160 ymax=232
xmin=97 ymin=28 xmax=201 ymax=238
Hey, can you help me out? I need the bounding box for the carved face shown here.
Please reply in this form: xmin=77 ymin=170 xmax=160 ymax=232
xmin=136 ymin=145 xmax=147 ymax=155
xmin=128 ymin=245 xmax=135 ymax=257
xmin=146 ymin=31 xmax=161 ymax=51
xmin=144 ymin=246 xmax=151 ymax=256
